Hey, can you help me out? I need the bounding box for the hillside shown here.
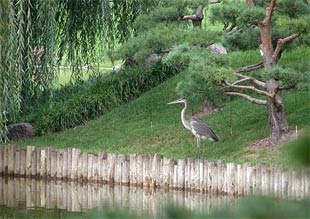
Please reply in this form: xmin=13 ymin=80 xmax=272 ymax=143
xmin=10 ymin=47 xmax=310 ymax=167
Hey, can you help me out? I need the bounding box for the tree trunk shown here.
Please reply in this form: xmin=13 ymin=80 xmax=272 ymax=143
xmin=246 ymin=0 xmax=254 ymax=7
xmin=266 ymin=79 xmax=288 ymax=140
xmin=259 ymin=23 xmax=274 ymax=68
xmin=201 ymin=98 xmax=216 ymax=114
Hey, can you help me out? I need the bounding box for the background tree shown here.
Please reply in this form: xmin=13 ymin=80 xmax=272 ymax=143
xmin=113 ymin=0 xmax=223 ymax=113
xmin=219 ymin=0 xmax=310 ymax=140
xmin=114 ymin=0 xmax=310 ymax=141
xmin=0 ymin=0 xmax=159 ymax=142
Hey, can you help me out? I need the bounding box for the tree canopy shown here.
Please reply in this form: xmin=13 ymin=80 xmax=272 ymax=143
xmin=114 ymin=0 xmax=310 ymax=140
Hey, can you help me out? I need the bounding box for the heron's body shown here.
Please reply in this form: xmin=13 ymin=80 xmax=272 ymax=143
xmin=168 ymin=97 xmax=219 ymax=158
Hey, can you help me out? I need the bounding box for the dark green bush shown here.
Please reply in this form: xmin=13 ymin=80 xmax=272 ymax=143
xmin=20 ymin=63 xmax=178 ymax=134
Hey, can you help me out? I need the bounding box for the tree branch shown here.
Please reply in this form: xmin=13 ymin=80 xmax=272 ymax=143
xmin=222 ymin=80 xmax=272 ymax=98
xmin=264 ymin=0 xmax=276 ymax=25
xmin=209 ymin=0 xmax=222 ymax=3
xmin=235 ymin=61 xmax=264 ymax=73
xmin=224 ymin=92 xmax=267 ymax=105
xmin=272 ymin=33 xmax=300 ymax=61
xmin=181 ymin=5 xmax=204 ymax=27
xmin=234 ymin=72 xmax=266 ymax=88
xmin=232 ymin=77 xmax=250 ymax=85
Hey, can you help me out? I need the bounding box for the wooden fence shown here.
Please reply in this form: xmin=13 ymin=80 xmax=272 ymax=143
xmin=0 ymin=145 xmax=309 ymax=199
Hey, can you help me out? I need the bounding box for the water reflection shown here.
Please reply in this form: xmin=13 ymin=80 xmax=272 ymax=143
xmin=0 ymin=177 xmax=237 ymax=218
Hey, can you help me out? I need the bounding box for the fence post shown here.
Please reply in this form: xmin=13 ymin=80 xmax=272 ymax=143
xmin=26 ymin=146 xmax=36 ymax=178
xmin=97 ymin=152 xmax=105 ymax=183
xmin=177 ymin=159 xmax=185 ymax=190
xmin=62 ymin=149 xmax=68 ymax=180
xmin=255 ymin=164 xmax=262 ymax=194
xmin=0 ymin=147 xmax=4 ymax=176
xmin=136 ymin=154 xmax=144 ymax=187
xmin=168 ymin=159 xmax=176 ymax=190
xmin=72 ymin=148 xmax=81 ymax=181
xmin=198 ymin=160 xmax=204 ymax=192
xmin=101 ymin=153 xmax=108 ymax=183
xmin=227 ymin=163 xmax=236 ymax=195
xmin=206 ymin=161 xmax=213 ymax=194
xmin=46 ymin=148 xmax=52 ymax=179
xmin=20 ymin=149 xmax=26 ymax=177
xmin=151 ymin=154 xmax=162 ymax=188
xmin=162 ymin=157 xmax=171 ymax=190
xmin=56 ymin=149 xmax=64 ymax=180
xmin=184 ymin=158 xmax=193 ymax=191
xmin=14 ymin=149 xmax=21 ymax=176
xmin=302 ymin=170 xmax=309 ymax=200
xmin=91 ymin=154 xmax=99 ymax=182
xmin=143 ymin=155 xmax=151 ymax=187
xmin=202 ymin=160 xmax=209 ymax=193
xmin=50 ymin=150 xmax=57 ymax=179
xmin=87 ymin=153 xmax=94 ymax=182
xmin=8 ymin=145 xmax=17 ymax=176
xmin=107 ymin=153 xmax=116 ymax=184
xmin=80 ymin=152 xmax=88 ymax=182
xmin=115 ymin=154 xmax=122 ymax=185
xmin=122 ymin=155 xmax=130 ymax=186
xmin=211 ymin=161 xmax=218 ymax=194
xmin=36 ymin=148 xmax=41 ymax=179
xmin=190 ymin=159 xmax=200 ymax=192
xmin=3 ymin=146 xmax=8 ymax=176
xmin=274 ymin=166 xmax=282 ymax=198
xmin=40 ymin=149 xmax=47 ymax=179
xmin=246 ymin=165 xmax=255 ymax=195
xmin=129 ymin=154 xmax=137 ymax=186
xmin=217 ymin=160 xmax=224 ymax=194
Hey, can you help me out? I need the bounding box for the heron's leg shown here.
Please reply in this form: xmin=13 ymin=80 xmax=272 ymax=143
xmin=196 ymin=137 xmax=201 ymax=158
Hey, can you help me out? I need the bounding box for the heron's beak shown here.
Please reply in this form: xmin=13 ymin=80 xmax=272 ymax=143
xmin=167 ymin=97 xmax=184 ymax=105
xmin=167 ymin=100 xmax=178 ymax=105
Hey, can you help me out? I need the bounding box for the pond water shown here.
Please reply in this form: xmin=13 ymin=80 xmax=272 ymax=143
xmin=0 ymin=177 xmax=238 ymax=218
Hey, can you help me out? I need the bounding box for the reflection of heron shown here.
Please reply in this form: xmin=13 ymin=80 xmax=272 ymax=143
xmin=168 ymin=97 xmax=219 ymax=158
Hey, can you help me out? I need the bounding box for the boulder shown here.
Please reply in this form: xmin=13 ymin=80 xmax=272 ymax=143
xmin=7 ymin=123 xmax=36 ymax=140
xmin=208 ymin=43 xmax=227 ymax=55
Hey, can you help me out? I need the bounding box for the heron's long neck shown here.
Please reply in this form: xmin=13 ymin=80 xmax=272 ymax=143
xmin=181 ymin=101 xmax=191 ymax=130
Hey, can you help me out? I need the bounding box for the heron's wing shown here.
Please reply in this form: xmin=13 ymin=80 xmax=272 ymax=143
xmin=189 ymin=118 xmax=219 ymax=141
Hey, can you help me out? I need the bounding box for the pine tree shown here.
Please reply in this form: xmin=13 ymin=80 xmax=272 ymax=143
xmin=115 ymin=0 xmax=310 ymax=141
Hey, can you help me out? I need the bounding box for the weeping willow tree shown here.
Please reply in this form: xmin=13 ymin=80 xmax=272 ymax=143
xmin=0 ymin=0 xmax=159 ymax=142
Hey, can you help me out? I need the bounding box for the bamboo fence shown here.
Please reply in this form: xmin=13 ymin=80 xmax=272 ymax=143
xmin=0 ymin=145 xmax=309 ymax=199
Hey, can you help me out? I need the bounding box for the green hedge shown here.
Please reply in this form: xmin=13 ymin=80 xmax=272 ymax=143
xmin=21 ymin=63 xmax=178 ymax=134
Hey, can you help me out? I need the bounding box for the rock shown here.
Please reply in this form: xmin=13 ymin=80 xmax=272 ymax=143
xmin=147 ymin=53 xmax=162 ymax=64
xmin=7 ymin=123 xmax=36 ymax=140
xmin=208 ymin=43 xmax=227 ymax=55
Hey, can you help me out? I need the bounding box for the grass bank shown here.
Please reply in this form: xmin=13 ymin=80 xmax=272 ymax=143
xmin=8 ymin=47 xmax=310 ymax=167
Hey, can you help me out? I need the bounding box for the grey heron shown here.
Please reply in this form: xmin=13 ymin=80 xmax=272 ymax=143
xmin=168 ymin=97 xmax=219 ymax=158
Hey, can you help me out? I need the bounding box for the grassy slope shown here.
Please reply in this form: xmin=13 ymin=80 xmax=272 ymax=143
xmin=13 ymin=47 xmax=310 ymax=166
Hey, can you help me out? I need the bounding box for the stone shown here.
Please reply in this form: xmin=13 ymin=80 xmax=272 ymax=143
xmin=7 ymin=123 xmax=36 ymax=140
xmin=208 ymin=43 xmax=227 ymax=55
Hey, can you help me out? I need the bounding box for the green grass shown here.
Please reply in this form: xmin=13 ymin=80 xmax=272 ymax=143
xmin=13 ymin=71 xmax=310 ymax=166
xmin=8 ymin=47 xmax=310 ymax=167
xmin=54 ymin=59 xmax=120 ymax=88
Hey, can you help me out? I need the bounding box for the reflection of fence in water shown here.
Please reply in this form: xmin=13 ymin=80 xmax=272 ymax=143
xmin=0 ymin=145 xmax=309 ymax=199
xmin=0 ymin=177 xmax=235 ymax=215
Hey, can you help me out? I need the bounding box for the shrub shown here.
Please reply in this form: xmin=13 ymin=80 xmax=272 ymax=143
xmin=19 ymin=63 xmax=178 ymax=134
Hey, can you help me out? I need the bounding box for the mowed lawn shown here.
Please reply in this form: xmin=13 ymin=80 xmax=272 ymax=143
xmin=9 ymin=47 xmax=310 ymax=167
